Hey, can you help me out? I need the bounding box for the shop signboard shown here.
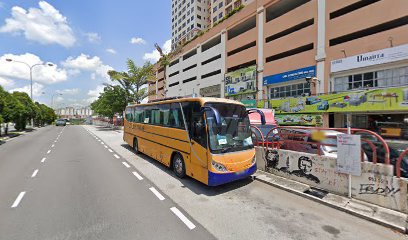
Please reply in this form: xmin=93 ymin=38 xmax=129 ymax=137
xmin=241 ymin=99 xmax=257 ymax=108
xmin=274 ymin=114 xmax=323 ymax=126
xmin=200 ymin=84 xmax=221 ymax=97
xmin=263 ymin=66 xmax=316 ymax=85
xmin=331 ymin=44 xmax=408 ymax=73
xmin=224 ymin=65 xmax=256 ymax=97
xmin=258 ymin=86 xmax=408 ymax=114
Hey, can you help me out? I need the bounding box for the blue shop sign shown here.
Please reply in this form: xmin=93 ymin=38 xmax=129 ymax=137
xmin=263 ymin=66 xmax=316 ymax=85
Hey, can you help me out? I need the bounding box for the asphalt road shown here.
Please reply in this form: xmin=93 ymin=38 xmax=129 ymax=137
xmin=0 ymin=126 xmax=214 ymax=240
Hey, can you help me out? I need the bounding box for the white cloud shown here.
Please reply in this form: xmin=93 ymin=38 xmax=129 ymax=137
xmin=56 ymin=88 xmax=80 ymax=95
xmin=0 ymin=1 xmax=76 ymax=47
xmin=106 ymin=48 xmax=116 ymax=54
xmin=0 ymin=53 xmax=67 ymax=84
xmin=0 ymin=76 xmax=14 ymax=87
xmin=62 ymin=54 xmax=113 ymax=80
xmin=85 ymin=32 xmax=101 ymax=43
xmin=87 ymin=85 xmax=104 ymax=102
xmin=10 ymin=82 xmax=45 ymax=97
xmin=143 ymin=39 xmax=171 ymax=63
xmin=130 ymin=37 xmax=146 ymax=45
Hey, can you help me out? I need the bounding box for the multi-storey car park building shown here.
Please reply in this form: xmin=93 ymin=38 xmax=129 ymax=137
xmin=152 ymin=0 xmax=408 ymax=132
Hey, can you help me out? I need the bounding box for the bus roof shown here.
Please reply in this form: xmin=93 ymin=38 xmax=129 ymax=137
xmin=127 ymin=97 xmax=245 ymax=108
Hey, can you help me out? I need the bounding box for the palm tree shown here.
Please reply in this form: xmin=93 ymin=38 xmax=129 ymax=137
xmin=107 ymin=59 xmax=154 ymax=104
xmin=154 ymin=43 xmax=182 ymax=97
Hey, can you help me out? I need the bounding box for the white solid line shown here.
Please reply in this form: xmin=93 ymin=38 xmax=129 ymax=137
xmin=31 ymin=169 xmax=39 ymax=178
xmin=11 ymin=192 xmax=26 ymax=208
xmin=51 ymin=144 xmax=55 ymax=148
xmin=104 ymin=145 xmax=108 ymax=149
xmin=149 ymin=187 xmax=165 ymax=201
xmin=170 ymin=207 xmax=196 ymax=230
xmin=132 ymin=171 xmax=143 ymax=180
xmin=47 ymin=150 xmax=51 ymax=154
xmin=108 ymin=149 xmax=113 ymax=153
xmin=122 ymin=162 xmax=130 ymax=168
xmin=41 ymin=157 xmax=46 ymax=163
xmin=114 ymin=154 xmax=120 ymax=159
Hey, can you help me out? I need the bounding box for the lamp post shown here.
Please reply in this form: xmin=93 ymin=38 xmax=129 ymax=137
xmin=5 ymin=58 xmax=54 ymax=127
xmin=51 ymin=93 xmax=63 ymax=109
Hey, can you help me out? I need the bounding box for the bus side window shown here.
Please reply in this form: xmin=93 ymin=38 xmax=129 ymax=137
xmin=170 ymin=103 xmax=185 ymax=129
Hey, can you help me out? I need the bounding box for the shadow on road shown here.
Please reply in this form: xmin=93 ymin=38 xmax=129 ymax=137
xmin=121 ymin=143 xmax=254 ymax=197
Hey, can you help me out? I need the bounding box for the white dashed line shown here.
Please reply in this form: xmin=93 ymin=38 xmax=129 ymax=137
xmin=11 ymin=192 xmax=26 ymax=208
xmin=122 ymin=162 xmax=130 ymax=168
xmin=108 ymin=149 xmax=113 ymax=153
xmin=114 ymin=154 xmax=120 ymax=159
xmin=149 ymin=187 xmax=165 ymax=201
xmin=51 ymin=144 xmax=55 ymax=148
xmin=104 ymin=145 xmax=108 ymax=149
xmin=170 ymin=207 xmax=196 ymax=230
xmin=101 ymin=142 xmax=104 ymax=145
xmin=31 ymin=169 xmax=39 ymax=178
xmin=41 ymin=157 xmax=46 ymax=163
xmin=47 ymin=150 xmax=51 ymax=154
xmin=132 ymin=171 xmax=143 ymax=180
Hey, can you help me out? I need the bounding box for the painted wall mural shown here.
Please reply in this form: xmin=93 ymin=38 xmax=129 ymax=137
xmin=225 ymin=65 xmax=257 ymax=97
xmin=274 ymin=114 xmax=323 ymax=126
xmin=258 ymin=148 xmax=408 ymax=213
xmin=258 ymin=86 xmax=408 ymax=114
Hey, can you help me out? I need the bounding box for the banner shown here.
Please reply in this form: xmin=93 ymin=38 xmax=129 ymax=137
xmin=225 ymin=65 xmax=256 ymax=97
xmin=263 ymin=66 xmax=316 ymax=86
xmin=274 ymin=114 xmax=323 ymax=126
xmin=258 ymin=86 xmax=408 ymax=114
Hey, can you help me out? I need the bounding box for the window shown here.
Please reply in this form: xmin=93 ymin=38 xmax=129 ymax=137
xmin=125 ymin=107 xmax=133 ymax=121
xmin=213 ymin=16 xmax=217 ymax=22
xmin=269 ymin=82 xmax=310 ymax=99
xmin=213 ymin=6 xmax=217 ymax=13
xmin=197 ymin=6 xmax=201 ymax=11
xmin=169 ymin=103 xmax=185 ymax=128
xmin=197 ymin=23 xmax=201 ymax=28
xmin=219 ymin=2 xmax=223 ymax=8
xmin=219 ymin=12 xmax=223 ymax=19
xmin=332 ymin=66 xmax=408 ymax=92
xmin=197 ymin=14 xmax=201 ymax=19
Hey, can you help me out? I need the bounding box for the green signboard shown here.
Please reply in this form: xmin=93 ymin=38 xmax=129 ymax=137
xmin=275 ymin=114 xmax=323 ymax=126
xmin=241 ymin=99 xmax=257 ymax=108
xmin=258 ymin=86 xmax=408 ymax=114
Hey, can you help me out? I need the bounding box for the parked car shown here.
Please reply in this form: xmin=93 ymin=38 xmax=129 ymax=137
xmin=55 ymin=119 xmax=67 ymax=126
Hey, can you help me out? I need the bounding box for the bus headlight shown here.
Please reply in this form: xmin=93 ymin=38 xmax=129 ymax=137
xmin=251 ymin=156 xmax=256 ymax=165
xmin=212 ymin=161 xmax=228 ymax=172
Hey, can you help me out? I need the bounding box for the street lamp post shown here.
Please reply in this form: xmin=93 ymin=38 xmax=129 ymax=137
xmin=51 ymin=93 xmax=63 ymax=109
xmin=5 ymin=58 xmax=53 ymax=127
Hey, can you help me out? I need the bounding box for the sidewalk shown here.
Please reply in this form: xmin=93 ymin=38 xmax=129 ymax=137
xmin=254 ymin=171 xmax=408 ymax=234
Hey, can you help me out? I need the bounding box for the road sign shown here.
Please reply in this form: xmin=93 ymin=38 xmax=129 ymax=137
xmin=336 ymin=134 xmax=362 ymax=176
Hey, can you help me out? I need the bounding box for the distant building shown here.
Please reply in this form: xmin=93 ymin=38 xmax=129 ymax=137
xmin=56 ymin=107 xmax=93 ymax=119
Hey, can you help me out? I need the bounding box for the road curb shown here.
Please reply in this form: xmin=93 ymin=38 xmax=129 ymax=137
xmin=253 ymin=173 xmax=407 ymax=234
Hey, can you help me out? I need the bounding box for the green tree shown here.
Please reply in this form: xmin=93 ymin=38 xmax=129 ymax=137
xmin=12 ymin=92 xmax=39 ymax=130
xmin=0 ymin=90 xmax=25 ymax=134
xmin=107 ymin=59 xmax=154 ymax=104
xmin=91 ymin=85 xmax=127 ymax=120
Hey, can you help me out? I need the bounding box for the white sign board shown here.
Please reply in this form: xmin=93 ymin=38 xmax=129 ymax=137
xmin=331 ymin=44 xmax=408 ymax=73
xmin=336 ymin=134 xmax=362 ymax=176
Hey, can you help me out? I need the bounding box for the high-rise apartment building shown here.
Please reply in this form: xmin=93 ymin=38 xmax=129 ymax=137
xmin=171 ymin=0 xmax=211 ymax=50
xmin=210 ymin=0 xmax=253 ymax=26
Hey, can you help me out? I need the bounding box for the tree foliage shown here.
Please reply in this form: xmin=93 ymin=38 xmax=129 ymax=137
xmin=90 ymin=85 xmax=127 ymax=119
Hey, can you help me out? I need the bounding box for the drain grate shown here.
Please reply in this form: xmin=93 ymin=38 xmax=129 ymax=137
xmin=304 ymin=187 xmax=328 ymax=199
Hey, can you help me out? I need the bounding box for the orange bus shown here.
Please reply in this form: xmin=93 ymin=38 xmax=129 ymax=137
xmin=123 ymin=97 xmax=265 ymax=186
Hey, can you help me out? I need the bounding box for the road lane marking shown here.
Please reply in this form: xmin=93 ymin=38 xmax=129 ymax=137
xmin=41 ymin=157 xmax=46 ymax=163
xmin=101 ymin=142 xmax=104 ymax=144
xmin=51 ymin=144 xmax=55 ymax=148
xmin=104 ymin=145 xmax=108 ymax=149
xmin=114 ymin=154 xmax=120 ymax=159
xmin=149 ymin=187 xmax=165 ymax=201
xmin=11 ymin=192 xmax=26 ymax=208
xmin=31 ymin=169 xmax=39 ymax=178
xmin=122 ymin=162 xmax=130 ymax=168
xmin=108 ymin=149 xmax=113 ymax=153
xmin=47 ymin=150 xmax=51 ymax=154
xmin=170 ymin=207 xmax=196 ymax=230
xmin=132 ymin=171 xmax=143 ymax=180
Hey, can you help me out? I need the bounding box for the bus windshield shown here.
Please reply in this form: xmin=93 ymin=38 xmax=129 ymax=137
xmin=204 ymin=103 xmax=253 ymax=153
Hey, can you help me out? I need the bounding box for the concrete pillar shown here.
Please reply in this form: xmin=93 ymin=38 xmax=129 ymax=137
xmin=220 ymin=29 xmax=227 ymax=98
xmin=315 ymin=0 xmax=326 ymax=94
xmin=195 ymin=44 xmax=202 ymax=97
xmin=257 ymin=7 xmax=265 ymax=104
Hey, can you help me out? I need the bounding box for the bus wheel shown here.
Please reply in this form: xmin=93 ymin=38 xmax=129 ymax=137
xmin=172 ymin=153 xmax=186 ymax=178
xmin=133 ymin=138 xmax=139 ymax=153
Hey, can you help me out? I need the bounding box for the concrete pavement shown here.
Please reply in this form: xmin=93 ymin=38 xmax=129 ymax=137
xmin=85 ymin=125 xmax=408 ymax=240
xmin=0 ymin=125 xmax=214 ymax=240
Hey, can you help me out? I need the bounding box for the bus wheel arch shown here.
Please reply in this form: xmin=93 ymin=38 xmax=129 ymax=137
xmin=171 ymin=152 xmax=186 ymax=178
xmin=133 ymin=137 xmax=139 ymax=153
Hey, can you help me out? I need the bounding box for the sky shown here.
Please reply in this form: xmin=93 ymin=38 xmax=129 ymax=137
xmin=0 ymin=0 xmax=171 ymax=108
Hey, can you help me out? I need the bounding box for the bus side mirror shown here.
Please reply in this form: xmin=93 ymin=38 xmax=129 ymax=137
xmin=247 ymin=109 xmax=266 ymax=125
xmin=201 ymin=106 xmax=222 ymax=126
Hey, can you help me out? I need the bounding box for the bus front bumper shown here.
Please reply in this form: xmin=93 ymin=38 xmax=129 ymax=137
xmin=208 ymin=164 xmax=257 ymax=186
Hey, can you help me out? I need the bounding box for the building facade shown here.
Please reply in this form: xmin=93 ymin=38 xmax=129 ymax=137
xmin=153 ymin=0 xmax=408 ymax=132
xmin=56 ymin=107 xmax=93 ymax=119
